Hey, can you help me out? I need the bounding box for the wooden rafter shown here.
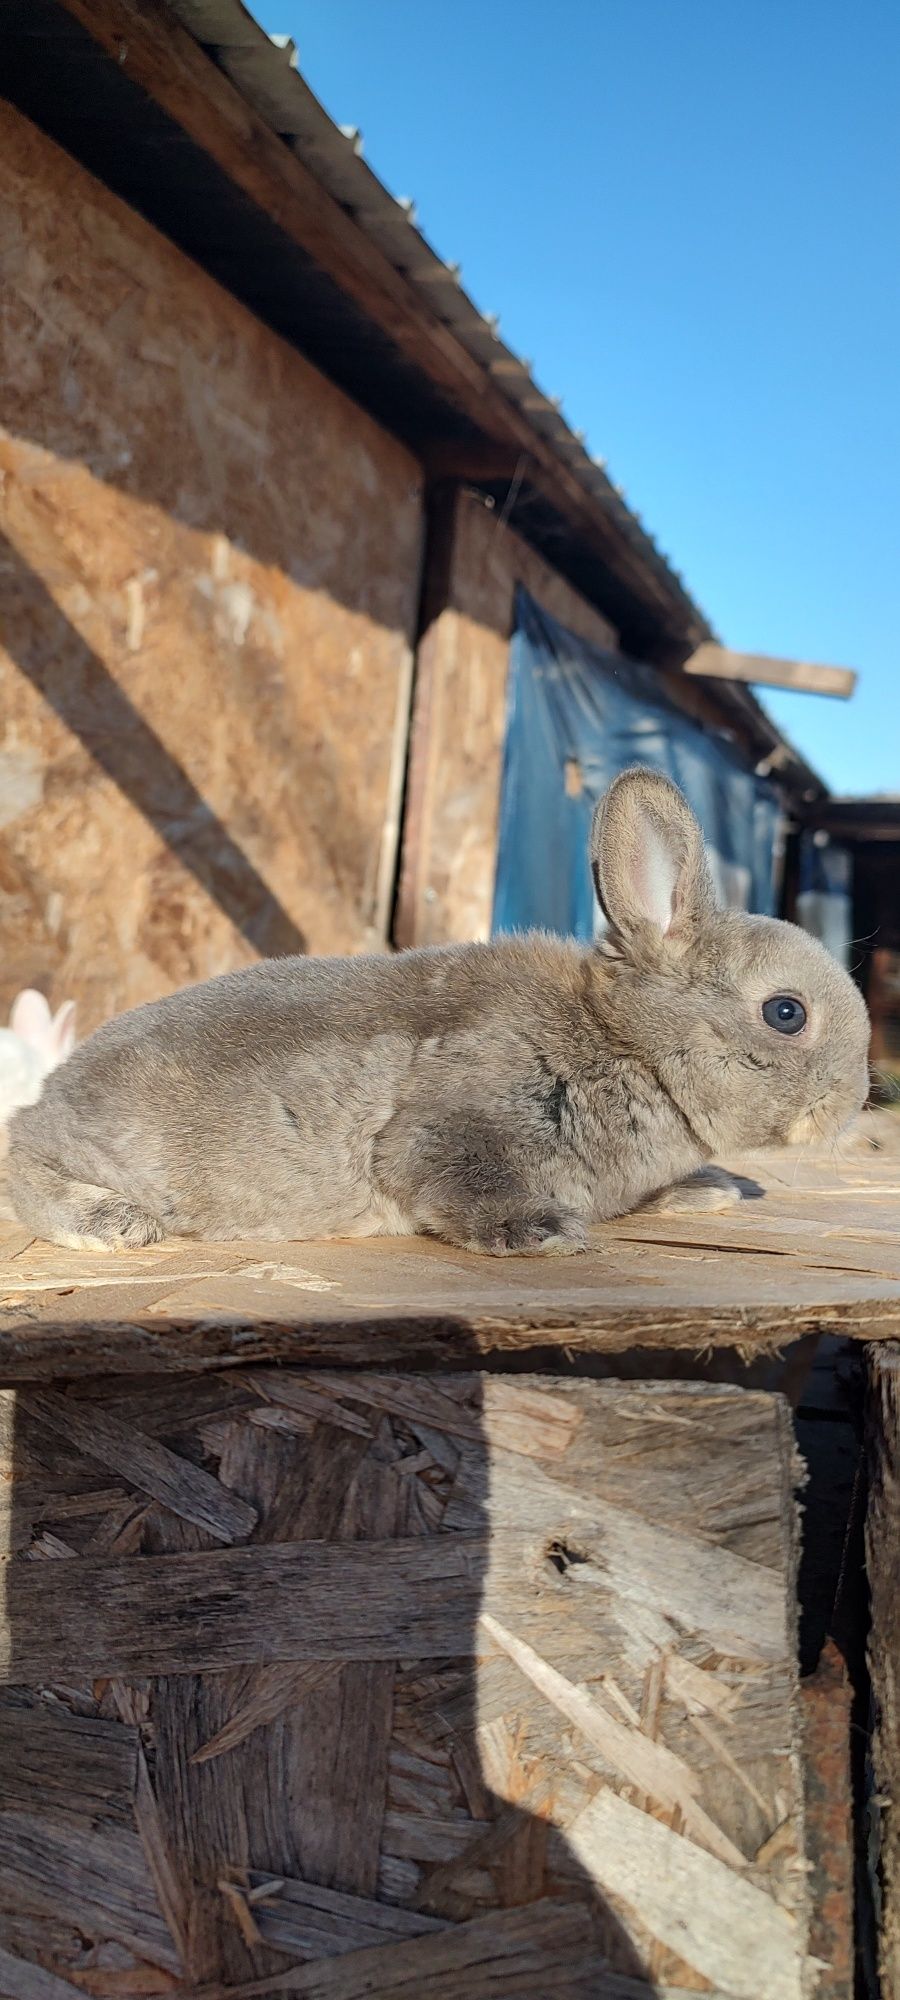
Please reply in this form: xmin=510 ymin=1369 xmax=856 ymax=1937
xmin=683 ymin=644 xmax=857 ymax=698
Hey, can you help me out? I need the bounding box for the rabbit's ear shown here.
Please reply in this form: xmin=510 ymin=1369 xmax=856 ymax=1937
xmin=590 ymin=767 xmax=717 ymax=946
xmin=49 ymin=1001 xmax=77 ymax=1061
xmin=9 ymin=989 xmax=53 ymax=1047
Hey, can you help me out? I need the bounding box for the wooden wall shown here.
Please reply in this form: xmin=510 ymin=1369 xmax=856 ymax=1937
xmin=0 ymin=103 xmax=423 ymax=1031
xmin=394 ymin=489 xmax=620 ymax=948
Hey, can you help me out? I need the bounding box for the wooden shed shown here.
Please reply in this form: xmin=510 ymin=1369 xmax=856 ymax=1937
xmin=2 ymin=7 xmax=899 ymax=1999
xmin=0 ymin=0 xmax=830 ymax=1036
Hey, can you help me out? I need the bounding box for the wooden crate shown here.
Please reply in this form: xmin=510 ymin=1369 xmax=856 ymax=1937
xmin=0 ymin=1371 xmax=812 ymax=1998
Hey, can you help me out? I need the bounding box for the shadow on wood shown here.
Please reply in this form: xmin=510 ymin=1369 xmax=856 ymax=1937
xmin=0 ymin=531 xmax=307 ymax=962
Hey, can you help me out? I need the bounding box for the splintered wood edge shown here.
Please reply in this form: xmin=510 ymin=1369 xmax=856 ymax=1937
xmin=1 ymin=1297 xmax=899 ymax=1380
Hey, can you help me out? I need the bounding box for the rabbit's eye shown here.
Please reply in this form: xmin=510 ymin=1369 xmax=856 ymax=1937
xmin=762 ymin=995 xmax=807 ymax=1036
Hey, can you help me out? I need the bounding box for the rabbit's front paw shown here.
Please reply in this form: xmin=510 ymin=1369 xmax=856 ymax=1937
xmin=637 ymin=1167 xmax=760 ymax=1217
xmin=469 ymin=1208 xmax=588 ymax=1257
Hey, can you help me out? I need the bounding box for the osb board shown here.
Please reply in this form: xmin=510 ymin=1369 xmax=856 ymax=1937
xmin=866 ymin=1344 xmax=900 ymax=2000
xmin=0 ymin=100 xmax=422 ymax=1029
xmin=0 ymin=1371 xmax=810 ymax=1998
xmin=0 ymin=1130 xmax=898 ymax=1380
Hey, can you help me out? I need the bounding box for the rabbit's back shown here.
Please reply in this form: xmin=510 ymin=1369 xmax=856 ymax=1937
xmin=7 ymin=938 xmax=589 ymax=1241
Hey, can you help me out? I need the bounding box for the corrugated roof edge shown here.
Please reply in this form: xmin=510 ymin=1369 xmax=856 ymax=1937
xmin=163 ymin=0 xmax=826 ymax=801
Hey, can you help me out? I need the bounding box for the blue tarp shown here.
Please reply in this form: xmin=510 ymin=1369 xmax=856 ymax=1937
xmin=492 ymin=588 xmax=785 ymax=939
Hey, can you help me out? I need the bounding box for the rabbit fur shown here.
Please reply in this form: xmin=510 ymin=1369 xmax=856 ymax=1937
xmin=0 ymin=991 xmax=76 ymax=1127
xmin=6 ymin=768 xmax=870 ymax=1254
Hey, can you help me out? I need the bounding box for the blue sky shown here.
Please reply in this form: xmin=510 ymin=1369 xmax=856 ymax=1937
xmin=264 ymin=1 xmax=899 ymax=796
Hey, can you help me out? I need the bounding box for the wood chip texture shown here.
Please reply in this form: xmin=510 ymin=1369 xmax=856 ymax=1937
xmin=0 ymin=1369 xmax=813 ymax=1997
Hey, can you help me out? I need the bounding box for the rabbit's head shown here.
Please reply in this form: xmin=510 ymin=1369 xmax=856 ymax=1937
xmin=591 ymin=767 xmax=870 ymax=1154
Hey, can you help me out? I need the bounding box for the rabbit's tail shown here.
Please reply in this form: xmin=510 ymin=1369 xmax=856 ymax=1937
xmin=7 ymin=1144 xmax=163 ymax=1251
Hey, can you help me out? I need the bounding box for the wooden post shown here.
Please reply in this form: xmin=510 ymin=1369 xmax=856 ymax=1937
xmin=866 ymin=1345 xmax=900 ymax=1997
xmin=391 ymin=482 xmax=459 ymax=951
xmin=800 ymin=1642 xmax=855 ymax=1999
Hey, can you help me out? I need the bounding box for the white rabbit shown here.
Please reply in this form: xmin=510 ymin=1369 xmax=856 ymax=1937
xmin=0 ymin=991 xmax=77 ymax=1127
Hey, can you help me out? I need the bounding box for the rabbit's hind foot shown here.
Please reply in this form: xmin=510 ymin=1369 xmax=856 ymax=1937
xmin=6 ymin=1145 xmax=164 ymax=1252
xmin=54 ymin=1192 xmax=164 ymax=1252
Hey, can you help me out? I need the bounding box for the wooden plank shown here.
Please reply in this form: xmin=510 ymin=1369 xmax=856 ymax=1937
xmin=1 ymin=1535 xmax=519 ymax=1680
xmin=0 ymin=1690 xmax=138 ymax=1823
xmin=20 ymin=1390 xmax=257 ymax=1544
xmin=867 ymin=1343 xmax=900 ymax=2000
xmin=1 ymin=1125 xmax=898 ymax=1380
xmin=391 ymin=482 xmax=458 ymax=954
xmin=800 ymin=1642 xmax=854 ymax=2000
xmin=151 ymin=1672 xmax=269 ymax=1985
xmin=683 ymin=643 xmax=856 ymax=698
xmin=0 ymin=1247 xmax=896 ymax=1378
xmin=282 ymin=1663 xmax=396 ymax=1897
xmin=211 ymin=1899 xmax=597 ymax=1999
xmin=3 ymin=1480 xmax=792 ymax=1680
xmin=468 ymin=1463 xmax=790 ymax=1661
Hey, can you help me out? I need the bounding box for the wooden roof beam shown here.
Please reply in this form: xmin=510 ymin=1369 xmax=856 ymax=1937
xmin=683 ymin=645 xmax=857 ymax=699
xmin=420 ymin=442 xmax=528 ymax=484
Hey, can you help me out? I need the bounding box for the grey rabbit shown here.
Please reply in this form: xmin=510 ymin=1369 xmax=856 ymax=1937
xmin=6 ymin=767 xmax=870 ymax=1255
